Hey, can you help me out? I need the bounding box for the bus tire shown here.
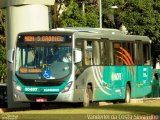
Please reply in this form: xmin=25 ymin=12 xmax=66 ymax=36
xmin=125 ymin=85 xmax=131 ymax=103
xmin=83 ymin=84 xmax=93 ymax=107
xmin=30 ymin=102 xmax=42 ymax=110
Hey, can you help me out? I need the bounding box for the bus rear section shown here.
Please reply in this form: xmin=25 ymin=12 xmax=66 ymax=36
xmin=13 ymin=32 xmax=76 ymax=105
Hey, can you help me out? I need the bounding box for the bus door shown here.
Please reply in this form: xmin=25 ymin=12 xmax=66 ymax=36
xmin=111 ymin=42 xmax=124 ymax=98
xmin=135 ymin=40 xmax=145 ymax=97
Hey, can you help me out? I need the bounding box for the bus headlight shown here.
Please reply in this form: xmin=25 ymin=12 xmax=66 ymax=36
xmin=15 ymin=84 xmax=22 ymax=91
xmin=62 ymin=81 xmax=72 ymax=93
xmin=13 ymin=80 xmax=22 ymax=92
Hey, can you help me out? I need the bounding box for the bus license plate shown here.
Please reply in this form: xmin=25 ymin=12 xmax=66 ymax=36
xmin=36 ymin=98 xmax=47 ymax=102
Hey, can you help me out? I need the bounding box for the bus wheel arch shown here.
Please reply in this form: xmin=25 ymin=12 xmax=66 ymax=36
xmin=124 ymin=82 xmax=131 ymax=103
xmin=83 ymin=82 xmax=93 ymax=107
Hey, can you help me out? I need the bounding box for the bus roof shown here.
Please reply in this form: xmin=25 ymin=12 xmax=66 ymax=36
xmin=18 ymin=27 xmax=151 ymax=43
xmin=52 ymin=27 xmax=151 ymax=42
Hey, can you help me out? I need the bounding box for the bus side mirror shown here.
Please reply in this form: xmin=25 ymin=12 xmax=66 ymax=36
xmin=74 ymin=49 xmax=82 ymax=63
xmin=7 ymin=48 xmax=15 ymax=63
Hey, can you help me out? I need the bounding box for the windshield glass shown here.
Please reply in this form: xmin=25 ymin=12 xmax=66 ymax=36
xmin=15 ymin=45 xmax=72 ymax=79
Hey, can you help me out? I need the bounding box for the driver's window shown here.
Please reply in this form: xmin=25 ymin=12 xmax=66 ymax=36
xmin=27 ymin=48 xmax=35 ymax=66
xmin=63 ymin=52 xmax=71 ymax=63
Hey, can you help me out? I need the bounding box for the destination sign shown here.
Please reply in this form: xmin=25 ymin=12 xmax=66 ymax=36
xmin=20 ymin=67 xmax=42 ymax=73
xmin=23 ymin=35 xmax=64 ymax=42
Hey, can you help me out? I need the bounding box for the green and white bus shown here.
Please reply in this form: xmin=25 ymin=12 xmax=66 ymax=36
xmin=9 ymin=28 xmax=152 ymax=109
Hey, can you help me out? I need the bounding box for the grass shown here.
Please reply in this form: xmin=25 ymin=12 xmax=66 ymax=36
xmin=1 ymin=100 xmax=160 ymax=120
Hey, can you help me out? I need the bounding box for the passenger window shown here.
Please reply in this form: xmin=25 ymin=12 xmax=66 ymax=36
xmin=143 ymin=43 xmax=150 ymax=65
xmin=84 ymin=40 xmax=93 ymax=65
xmin=100 ymin=40 xmax=109 ymax=65
xmin=93 ymin=41 xmax=100 ymax=65
xmin=135 ymin=41 xmax=143 ymax=65
xmin=122 ymin=42 xmax=134 ymax=65
xmin=112 ymin=42 xmax=134 ymax=66
xmin=113 ymin=42 xmax=123 ymax=65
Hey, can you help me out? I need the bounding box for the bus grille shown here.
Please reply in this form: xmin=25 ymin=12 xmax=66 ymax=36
xmin=16 ymin=74 xmax=65 ymax=86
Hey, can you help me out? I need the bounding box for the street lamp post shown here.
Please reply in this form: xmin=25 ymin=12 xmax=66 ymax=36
xmin=99 ymin=1 xmax=118 ymax=28
xmin=99 ymin=0 xmax=102 ymax=28
xmin=82 ymin=1 xmax=85 ymax=15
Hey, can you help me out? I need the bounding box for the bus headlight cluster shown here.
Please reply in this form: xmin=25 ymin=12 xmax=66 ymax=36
xmin=16 ymin=85 xmax=22 ymax=91
xmin=14 ymin=81 xmax=22 ymax=92
xmin=62 ymin=81 xmax=72 ymax=93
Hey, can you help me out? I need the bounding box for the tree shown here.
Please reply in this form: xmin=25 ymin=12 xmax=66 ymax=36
xmin=59 ymin=0 xmax=86 ymax=27
xmin=0 ymin=9 xmax=7 ymax=83
xmin=59 ymin=0 xmax=99 ymax=27
xmin=102 ymin=0 xmax=160 ymax=38
xmin=102 ymin=0 xmax=160 ymax=66
xmin=85 ymin=2 xmax=99 ymax=27
xmin=114 ymin=0 xmax=160 ymax=66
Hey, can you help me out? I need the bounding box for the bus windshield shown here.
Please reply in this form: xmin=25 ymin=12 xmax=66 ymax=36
xmin=15 ymin=44 xmax=72 ymax=80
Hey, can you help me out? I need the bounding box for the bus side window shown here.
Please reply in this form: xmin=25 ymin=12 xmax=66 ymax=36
xmin=122 ymin=42 xmax=134 ymax=66
xmin=143 ymin=43 xmax=151 ymax=65
xmin=113 ymin=42 xmax=123 ymax=65
xmin=135 ymin=41 xmax=143 ymax=65
xmin=100 ymin=40 xmax=110 ymax=65
xmin=93 ymin=41 xmax=100 ymax=65
xmin=85 ymin=49 xmax=91 ymax=65
xmin=84 ymin=40 xmax=93 ymax=66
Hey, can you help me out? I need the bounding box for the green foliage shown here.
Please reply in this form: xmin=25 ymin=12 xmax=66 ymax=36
xmin=102 ymin=0 xmax=160 ymax=42
xmin=108 ymin=0 xmax=160 ymax=44
xmin=101 ymin=0 xmax=160 ymax=65
xmin=85 ymin=12 xmax=99 ymax=27
xmin=60 ymin=0 xmax=86 ymax=27
xmin=85 ymin=4 xmax=99 ymax=27
xmin=0 ymin=9 xmax=6 ymax=83
xmin=59 ymin=0 xmax=99 ymax=27
xmin=0 ymin=43 xmax=6 ymax=61
xmin=117 ymin=0 xmax=156 ymax=36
